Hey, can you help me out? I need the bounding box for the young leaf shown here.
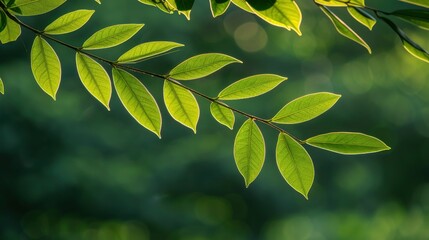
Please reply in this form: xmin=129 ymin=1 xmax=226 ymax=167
xmin=44 ymin=10 xmax=95 ymax=35
xmin=10 ymin=0 xmax=66 ymax=16
xmin=163 ymin=80 xmax=199 ymax=133
xmin=82 ymin=24 xmax=144 ymax=50
xmin=271 ymin=92 xmax=341 ymax=124
xmin=391 ymin=9 xmax=429 ymax=30
xmin=234 ymin=119 xmax=265 ymax=187
xmin=210 ymin=0 xmax=231 ymax=17
xmin=276 ymin=133 xmax=314 ymax=199
xmin=210 ymin=102 xmax=235 ymax=129
xmin=0 ymin=77 xmax=4 ymax=95
xmin=0 ymin=15 xmax=21 ymax=44
xmin=117 ymin=41 xmax=184 ymax=63
xmin=169 ymin=53 xmax=241 ymax=80
xmin=320 ymin=6 xmax=371 ymax=53
xmin=75 ymin=53 xmax=112 ymax=110
xmin=113 ymin=69 xmax=162 ymax=138
xmin=306 ymin=132 xmax=391 ymax=155
xmin=0 ymin=10 xmax=6 ymax=33
xmin=347 ymin=7 xmax=376 ymax=30
xmin=31 ymin=36 xmax=61 ymax=100
xmin=217 ymin=74 xmax=287 ymax=100
xmin=400 ymin=0 xmax=429 ymax=8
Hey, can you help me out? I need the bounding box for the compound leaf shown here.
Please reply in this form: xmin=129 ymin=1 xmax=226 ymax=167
xmin=163 ymin=80 xmax=199 ymax=132
xmin=276 ymin=133 xmax=314 ymax=199
xmin=272 ymin=92 xmax=341 ymax=124
xmin=10 ymin=0 xmax=66 ymax=16
xmin=234 ymin=119 xmax=265 ymax=187
xmin=117 ymin=41 xmax=184 ymax=63
xmin=218 ymin=74 xmax=287 ymax=100
xmin=44 ymin=9 xmax=95 ymax=35
xmin=82 ymin=24 xmax=144 ymax=50
xmin=75 ymin=53 xmax=111 ymax=110
xmin=113 ymin=68 xmax=162 ymax=138
xmin=306 ymin=132 xmax=391 ymax=155
xmin=31 ymin=36 xmax=61 ymax=100
xmin=210 ymin=102 xmax=235 ymax=129
xmin=210 ymin=0 xmax=231 ymax=17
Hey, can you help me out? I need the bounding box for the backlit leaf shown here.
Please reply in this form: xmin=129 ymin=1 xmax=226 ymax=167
xmin=0 ymin=77 xmax=4 ymax=95
xmin=391 ymin=9 xmax=429 ymax=30
xmin=76 ymin=53 xmax=111 ymax=110
xmin=306 ymin=132 xmax=391 ymax=155
xmin=138 ymin=0 xmax=175 ymax=14
xmin=31 ymin=36 xmax=61 ymax=100
xmin=320 ymin=6 xmax=371 ymax=53
xmin=231 ymin=0 xmax=253 ymax=13
xmin=276 ymin=133 xmax=314 ymax=199
xmin=347 ymin=7 xmax=376 ymax=30
xmin=210 ymin=0 xmax=231 ymax=17
xmin=0 ymin=15 xmax=21 ymax=44
xmin=234 ymin=119 xmax=265 ymax=187
xmin=272 ymin=92 xmax=341 ymax=124
xmin=210 ymin=102 xmax=235 ymax=129
xmin=400 ymin=0 xmax=429 ymax=8
xmin=163 ymin=80 xmax=199 ymax=132
xmin=113 ymin=69 xmax=162 ymax=137
xmin=314 ymin=0 xmax=365 ymax=7
xmin=165 ymin=0 xmax=195 ymax=20
xmin=117 ymin=41 xmax=184 ymax=63
xmin=95 ymin=0 xmax=101 ymax=4
xmin=218 ymin=74 xmax=287 ymax=100
xmin=44 ymin=10 xmax=95 ymax=35
xmin=0 ymin=10 xmax=6 ymax=33
xmin=169 ymin=53 xmax=241 ymax=80
xmin=10 ymin=0 xmax=66 ymax=16
xmin=82 ymin=24 xmax=144 ymax=50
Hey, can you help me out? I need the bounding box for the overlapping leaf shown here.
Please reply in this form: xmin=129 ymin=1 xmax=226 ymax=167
xmin=391 ymin=9 xmax=429 ymax=30
xmin=44 ymin=10 xmax=95 ymax=35
xmin=218 ymin=74 xmax=287 ymax=100
xmin=10 ymin=0 xmax=66 ymax=16
xmin=82 ymin=24 xmax=144 ymax=50
xmin=210 ymin=102 xmax=235 ymax=129
xmin=163 ymin=80 xmax=199 ymax=132
xmin=31 ymin=36 xmax=61 ymax=100
xmin=210 ymin=0 xmax=231 ymax=17
xmin=276 ymin=133 xmax=314 ymax=199
xmin=113 ymin=68 xmax=162 ymax=137
xmin=169 ymin=53 xmax=241 ymax=80
xmin=272 ymin=92 xmax=341 ymax=124
xmin=76 ymin=53 xmax=111 ymax=110
xmin=314 ymin=0 xmax=365 ymax=7
xmin=234 ymin=119 xmax=265 ymax=187
xmin=0 ymin=15 xmax=21 ymax=44
xmin=138 ymin=0 xmax=175 ymax=14
xmin=0 ymin=10 xmax=6 ymax=33
xmin=117 ymin=41 xmax=184 ymax=63
xmin=165 ymin=0 xmax=195 ymax=20
xmin=400 ymin=0 xmax=429 ymax=8
xmin=348 ymin=7 xmax=376 ymax=30
xmin=306 ymin=132 xmax=390 ymax=154
xmin=231 ymin=0 xmax=253 ymax=13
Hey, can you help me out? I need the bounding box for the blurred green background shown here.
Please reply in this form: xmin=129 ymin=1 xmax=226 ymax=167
xmin=1 ymin=1 xmax=429 ymax=239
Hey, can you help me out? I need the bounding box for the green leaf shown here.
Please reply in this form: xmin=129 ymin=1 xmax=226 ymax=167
xmin=210 ymin=102 xmax=235 ymax=129
xmin=44 ymin=10 xmax=95 ymax=35
xmin=217 ymin=74 xmax=287 ymax=100
xmin=246 ymin=0 xmax=302 ymax=35
xmin=31 ymin=36 xmax=61 ymax=100
xmin=276 ymin=133 xmax=314 ymax=199
xmin=210 ymin=0 xmax=231 ymax=17
xmin=231 ymin=0 xmax=253 ymax=13
xmin=95 ymin=0 xmax=101 ymax=4
xmin=82 ymin=24 xmax=144 ymax=50
xmin=271 ymin=92 xmax=341 ymax=124
xmin=314 ymin=0 xmax=365 ymax=7
xmin=347 ymin=7 xmax=376 ymax=30
xmin=0 ymin=10 xmax=6 ymax=33
xmin=320 ymin=6 xmax=371 ymax=53
xmin=234 ymin=119 xmax=265 ymax=187
xmin=163 ymin=80 xmax=199 ymax=133
xmin=0 ymin=15 xmax=21 ymax=44
xmin=165 ymin=0 xmax=195 ymax=20
xmin=113 ymin=69 xmax=162 ymax=138
xmin=306 ymin=132 xmax=391 ymax=155
xmin=10 ymin=0 xmax=66 ymax=16
xmin=391 ymin=9 xmax=429 ymax=30
xmin=138 ymin=0 xmax=175 ymax=14
xmin=381 ymin=16 xmax=429 ymax=63
xmin=0 ymin=77 xmax=4 ymax=95
xmin=75 ymin=53 xmax=112 ymax=110
xmin=169 ymin=53 xmax=242 ymax=80
xmin=5 ymin=0 xmax=16 ymax=8
xmin=400 ymin=0 xmax=429 ymax=8
xmin=117 ymin=41 xmax=184 ymax=63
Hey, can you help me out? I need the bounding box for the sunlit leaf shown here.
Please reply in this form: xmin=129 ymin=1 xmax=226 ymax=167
xmin=76 ymin=53 xmax=111 ymax=110
xmin=271 ymin=92 xmax=341 ymax=124
xmin=347 ymin=7 xmax=376 ymax=30
xmin=217 ymin=74 xmax=287 ymax=100
xmin=231 ymin=0 xmax=253 ymax=13
xmin=44 ymin=10 xmax=95 ymax=35
xmin=210 ymin=102 xmax=235 ymax=129
xmin=234 ymin=119 xmax=265 ymax=187
xmin=0 ymin=15 xmax=21 ymax=44
xmin=320 ymin=6 xmax=371 ymax=53
xmin=169 ymin=53 xmax=241 ymax=80
xmin=391 ymin=9 xmax=429 ymax=30
xmin=276 ymin=133 xmax=314 ymax=199
xmin=163 ymin=80 xmax=199 ymax=132
xmin=306 ymin=132 xmax=391 ymax=155
xmin=0 ymin=10 xmax=6 ymax=33
xmin=117 ymin=41 xmax=184 ymax=63
xmin=113 ymin=68 xmax=162 ymax=137
xmin=0 ymin=77 xmax=4 ymax=95
xmin=95 ymin=0 xmax=101 ymax=4
xmin=82 ymin=24 xmax=144 ymax=50
xmin=314 ymin=0 xmax=365 ymax=7
xmin=31 ymin=36 xmax=61 ymax=100
xmin=165 ymin=0 xmax=195 ymax=20
xmin=138 ymin=0 xmax=175 ymax=14
xmin=210 ymin=0 xmax=231 ymax=17
xmin=400 ymin=0 xmax=429 ymax=8
xmin=10 ymin=0 xmax=66 ymax=16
